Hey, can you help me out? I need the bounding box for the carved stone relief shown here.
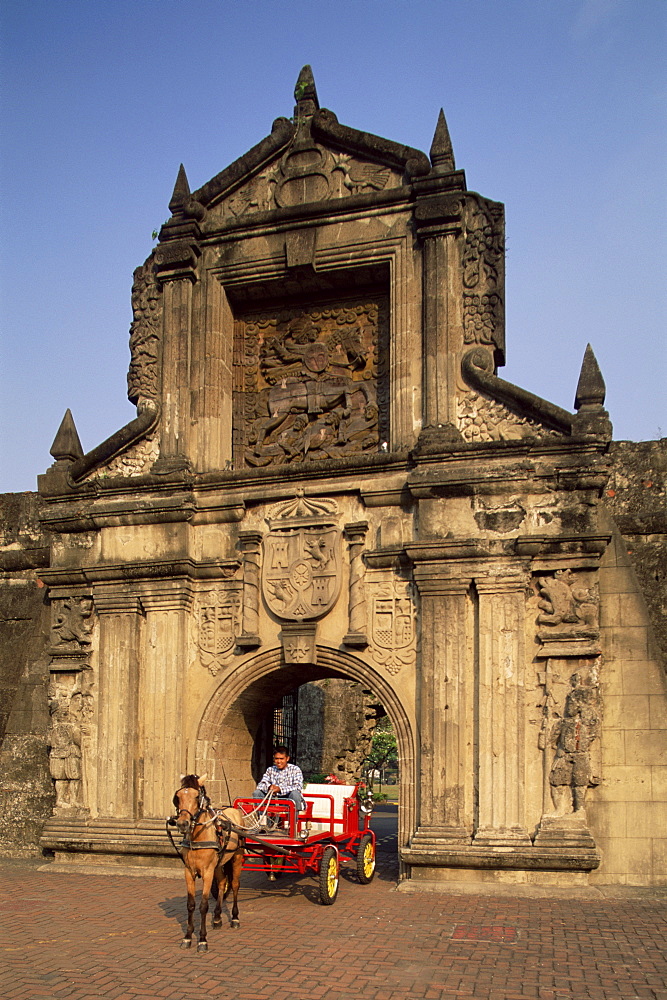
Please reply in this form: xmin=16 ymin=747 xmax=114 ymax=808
xmin=461 ymin=196 xmax=505 ymax=356
xmin=127 ymin=256 xmax=162 ymax=405
xmin=215 ymin=148 xmax=401 ymax=221
xmin=367 ymin=578 xmax=417 ymax=675
xmin=234 ymin=297 xmax=387 ymax=468
xmin=262 ymin=495 xmax=341 ymax=622
xmin=537 ymin=661 xmax=602 ymax=818
xmin=457 ymin=390 xmax=563 ymax=443
xmin=533 ymin=569 xmax=601 ymax=660
xmin=193 ymin=585 xmax=243 ymax=675
xmin=85 ymin=432 xmax=160 ymax=480
xmin=51 ymin=597 xmax=94 ymax=652
xmin=47 ymin=672 xmax=94 ymax=812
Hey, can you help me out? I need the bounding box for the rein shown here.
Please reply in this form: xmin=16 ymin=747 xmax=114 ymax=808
xmin=167 ymin=788 xmax=246 ymax=863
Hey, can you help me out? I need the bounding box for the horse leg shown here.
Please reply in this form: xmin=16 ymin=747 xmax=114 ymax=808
xmin=196 ymin=865 xmax=214 ymax=953
xmin=229 ymin=850 xmax=243 ymax=929
xmin=181 ymin=868 xmax=196 ymax=949
xmin=212 ymin=862 xmax=224 ymax=927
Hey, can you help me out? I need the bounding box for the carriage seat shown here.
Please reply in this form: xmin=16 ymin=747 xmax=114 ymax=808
xmin=302 ymin=783 xmax=357 ymax=832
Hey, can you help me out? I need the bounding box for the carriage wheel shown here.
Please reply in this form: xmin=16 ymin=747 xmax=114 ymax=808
xmin=355 ymin=833 xmax=376 ymax=884
xmin=318 ymin=846 xmax=339 ymax=905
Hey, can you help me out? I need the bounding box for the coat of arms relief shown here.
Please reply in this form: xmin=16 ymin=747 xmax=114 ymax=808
xmin=193 ymin=567 xmax=243 ymax=675
xmin=262 ymin=495 xmax=343 ymax=664
xmin=367 ymin=578 xmax=417 ymax=675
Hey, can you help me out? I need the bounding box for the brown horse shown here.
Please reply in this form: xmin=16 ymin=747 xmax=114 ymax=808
xmin=171 ymin=774 xmax=245 ymax=952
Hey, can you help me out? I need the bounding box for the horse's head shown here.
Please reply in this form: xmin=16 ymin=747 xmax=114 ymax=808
xmin=172 ymin=773 xmax=209 ymax=836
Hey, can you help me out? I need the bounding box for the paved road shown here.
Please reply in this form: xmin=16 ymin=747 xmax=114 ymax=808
xmin=2 ymin=806 xmax=666 ymax=1000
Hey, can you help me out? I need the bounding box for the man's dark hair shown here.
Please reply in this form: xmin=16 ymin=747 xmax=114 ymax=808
xmin=273 ymin=745 xmax=290 ymax=756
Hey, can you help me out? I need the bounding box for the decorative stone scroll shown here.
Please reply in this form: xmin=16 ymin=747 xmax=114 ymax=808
xmin=127 ymin=256 xmax=162 ymax=405
xmin=461 ymin=195 xmax=505 ymax=358
xmin=194 ymin=585 xmax=243 ymax=675
xmin=234 ymin=297 xmax=388 ymax=468
xmin=367 ymin=578 xmax=417 ymax=675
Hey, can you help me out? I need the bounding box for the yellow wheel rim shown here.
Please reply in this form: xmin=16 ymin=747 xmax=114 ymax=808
xmin=363 ymin=841 xmax=375 ymax=878
xmin=327 ymin=856 xmax=338 ymax=897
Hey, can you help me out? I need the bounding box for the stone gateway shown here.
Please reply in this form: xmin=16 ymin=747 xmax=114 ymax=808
xmin=4 ymin=68 xmax=665 ymax=886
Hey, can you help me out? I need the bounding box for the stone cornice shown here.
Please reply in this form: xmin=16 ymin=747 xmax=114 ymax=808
xmin=39 ymin=558 xmax=240 ymax=588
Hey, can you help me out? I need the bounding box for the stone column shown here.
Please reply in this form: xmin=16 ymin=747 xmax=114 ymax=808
xmin=158 ymin=277 xmax=193 ymax=468
xmin=343 ymin=521 xmax=368 ymax=647
xmin=411 ymin=564 xmax=472 ymax=843
xmin=138 ymin=588 xmax=192 ymax=818
xmin=413 ymin=186 xmax=463 ymax=436
xmin=237 ymin=531 xmax=262 ymax=649
xmin=93 ymin=593 xmax=142 ymax=819
xmin=422 ymin=234 xmax=457 ymax=428
xmin=473 ymin=577 xmax=532 ymax=846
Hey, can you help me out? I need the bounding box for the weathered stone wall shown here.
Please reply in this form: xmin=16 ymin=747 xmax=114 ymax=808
xmin=604 ymin=439 xmax=667 ymax=668
xmin=297 ymin=680 xmax=382 ymax=781
xmin=0 ymin=492 xmax=54 ymax=854
xmin=586 ymin=440 xmax=667 ymax=884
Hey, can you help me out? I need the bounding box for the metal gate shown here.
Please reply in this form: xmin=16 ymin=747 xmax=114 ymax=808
xmin=273 ymin=690 xmax=298 ymax=760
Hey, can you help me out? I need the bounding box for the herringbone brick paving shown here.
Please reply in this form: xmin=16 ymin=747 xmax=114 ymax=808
xmin=1 ymin=844 xmax=665 ymax=1000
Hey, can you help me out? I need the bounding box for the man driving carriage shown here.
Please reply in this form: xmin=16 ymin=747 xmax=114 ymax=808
xmin=252 ymin=745 xmax=306 ymax=812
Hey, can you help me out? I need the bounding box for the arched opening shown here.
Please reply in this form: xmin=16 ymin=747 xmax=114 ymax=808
xmin=195 ymin=645 xmax=415 ymax=873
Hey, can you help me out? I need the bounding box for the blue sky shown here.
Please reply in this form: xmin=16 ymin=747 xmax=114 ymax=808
xmin=1 ymin=0 xmax=665 ymax=493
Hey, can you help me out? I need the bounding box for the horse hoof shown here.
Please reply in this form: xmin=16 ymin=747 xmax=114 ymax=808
xmin=196 ymin=941 xmax=208 ymax=954
xmin=212 ymin=918 xmax=222 ymax=928
xmin=180 ymin=939 xmax=192 ymax=949
xmin=231 ymin=919 xmax=240 ymax=929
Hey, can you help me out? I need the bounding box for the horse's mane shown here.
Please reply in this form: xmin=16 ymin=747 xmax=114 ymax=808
xmin=181 ymin=774 xmax=201 ymax=790
xmin=173 ymin=774 xmax=210 ymax=809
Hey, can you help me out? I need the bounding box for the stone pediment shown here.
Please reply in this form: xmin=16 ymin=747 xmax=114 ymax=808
xmin=204 ymin=141 xmax=405 ymax=224
xmin=191 ymin=67 xmax=430 ymax=221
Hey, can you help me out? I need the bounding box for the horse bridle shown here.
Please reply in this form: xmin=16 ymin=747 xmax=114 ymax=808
xmin=169 ymin=785 xmax=236 ymax=853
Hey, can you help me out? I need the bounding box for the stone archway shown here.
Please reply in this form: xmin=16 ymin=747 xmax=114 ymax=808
xmin=194 ymin=644 xmax=416 ymax=871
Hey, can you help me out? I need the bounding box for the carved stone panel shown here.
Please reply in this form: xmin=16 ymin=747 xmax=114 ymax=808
xmin=127 ymin=256 xmax=162 ymax=405
xmin=193 ymin=585 xmax=243 ymax=675
xmin=534 ymin=569 xmax=600 ymax=657
xmin=233 ymin=296 xmax=388 ymax=468
xmin=262 ymin=494 xmax=342 ymax=624
xmin=367 ymin=578 xmax=417 ymax=675
xmin=461 ymin=195 xmax=505 ymax=360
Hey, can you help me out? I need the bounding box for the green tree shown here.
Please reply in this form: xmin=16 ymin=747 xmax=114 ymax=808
xmin=366 ymin=717 xmax=397 ymax=792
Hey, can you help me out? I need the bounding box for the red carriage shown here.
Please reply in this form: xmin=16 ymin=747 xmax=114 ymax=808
xmin=234 ymin=780 xmax=376 ymax=904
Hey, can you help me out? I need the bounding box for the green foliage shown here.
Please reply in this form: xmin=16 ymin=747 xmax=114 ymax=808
xmin=304 ymin=773 xmax=327 ymax=785
xmin=367 ymin=716 xmax=398 ymax=770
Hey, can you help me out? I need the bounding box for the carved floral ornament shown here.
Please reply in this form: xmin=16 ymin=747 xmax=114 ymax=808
xmin=461 ymin=197 xmax=505 ymax=356
xmin=127 ymin=257 xmax=162 ymax=406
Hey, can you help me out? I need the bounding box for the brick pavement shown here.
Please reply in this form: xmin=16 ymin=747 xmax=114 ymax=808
xmin=1 ymin=830 xmax=666 ymax=1000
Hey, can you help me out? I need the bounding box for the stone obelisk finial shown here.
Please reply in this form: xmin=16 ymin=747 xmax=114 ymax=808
xmin=430 ymin=108 xmax=455 ymax=172
xmin=50 ymin=409 xmax=84 ymax=463
xmin=572 ymin=344 xmax=612 ymax=439
xmin=169 ymin=163 xmax=191 ymax=215
xmin=294 ymin=64 xmax=319 ymax=118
